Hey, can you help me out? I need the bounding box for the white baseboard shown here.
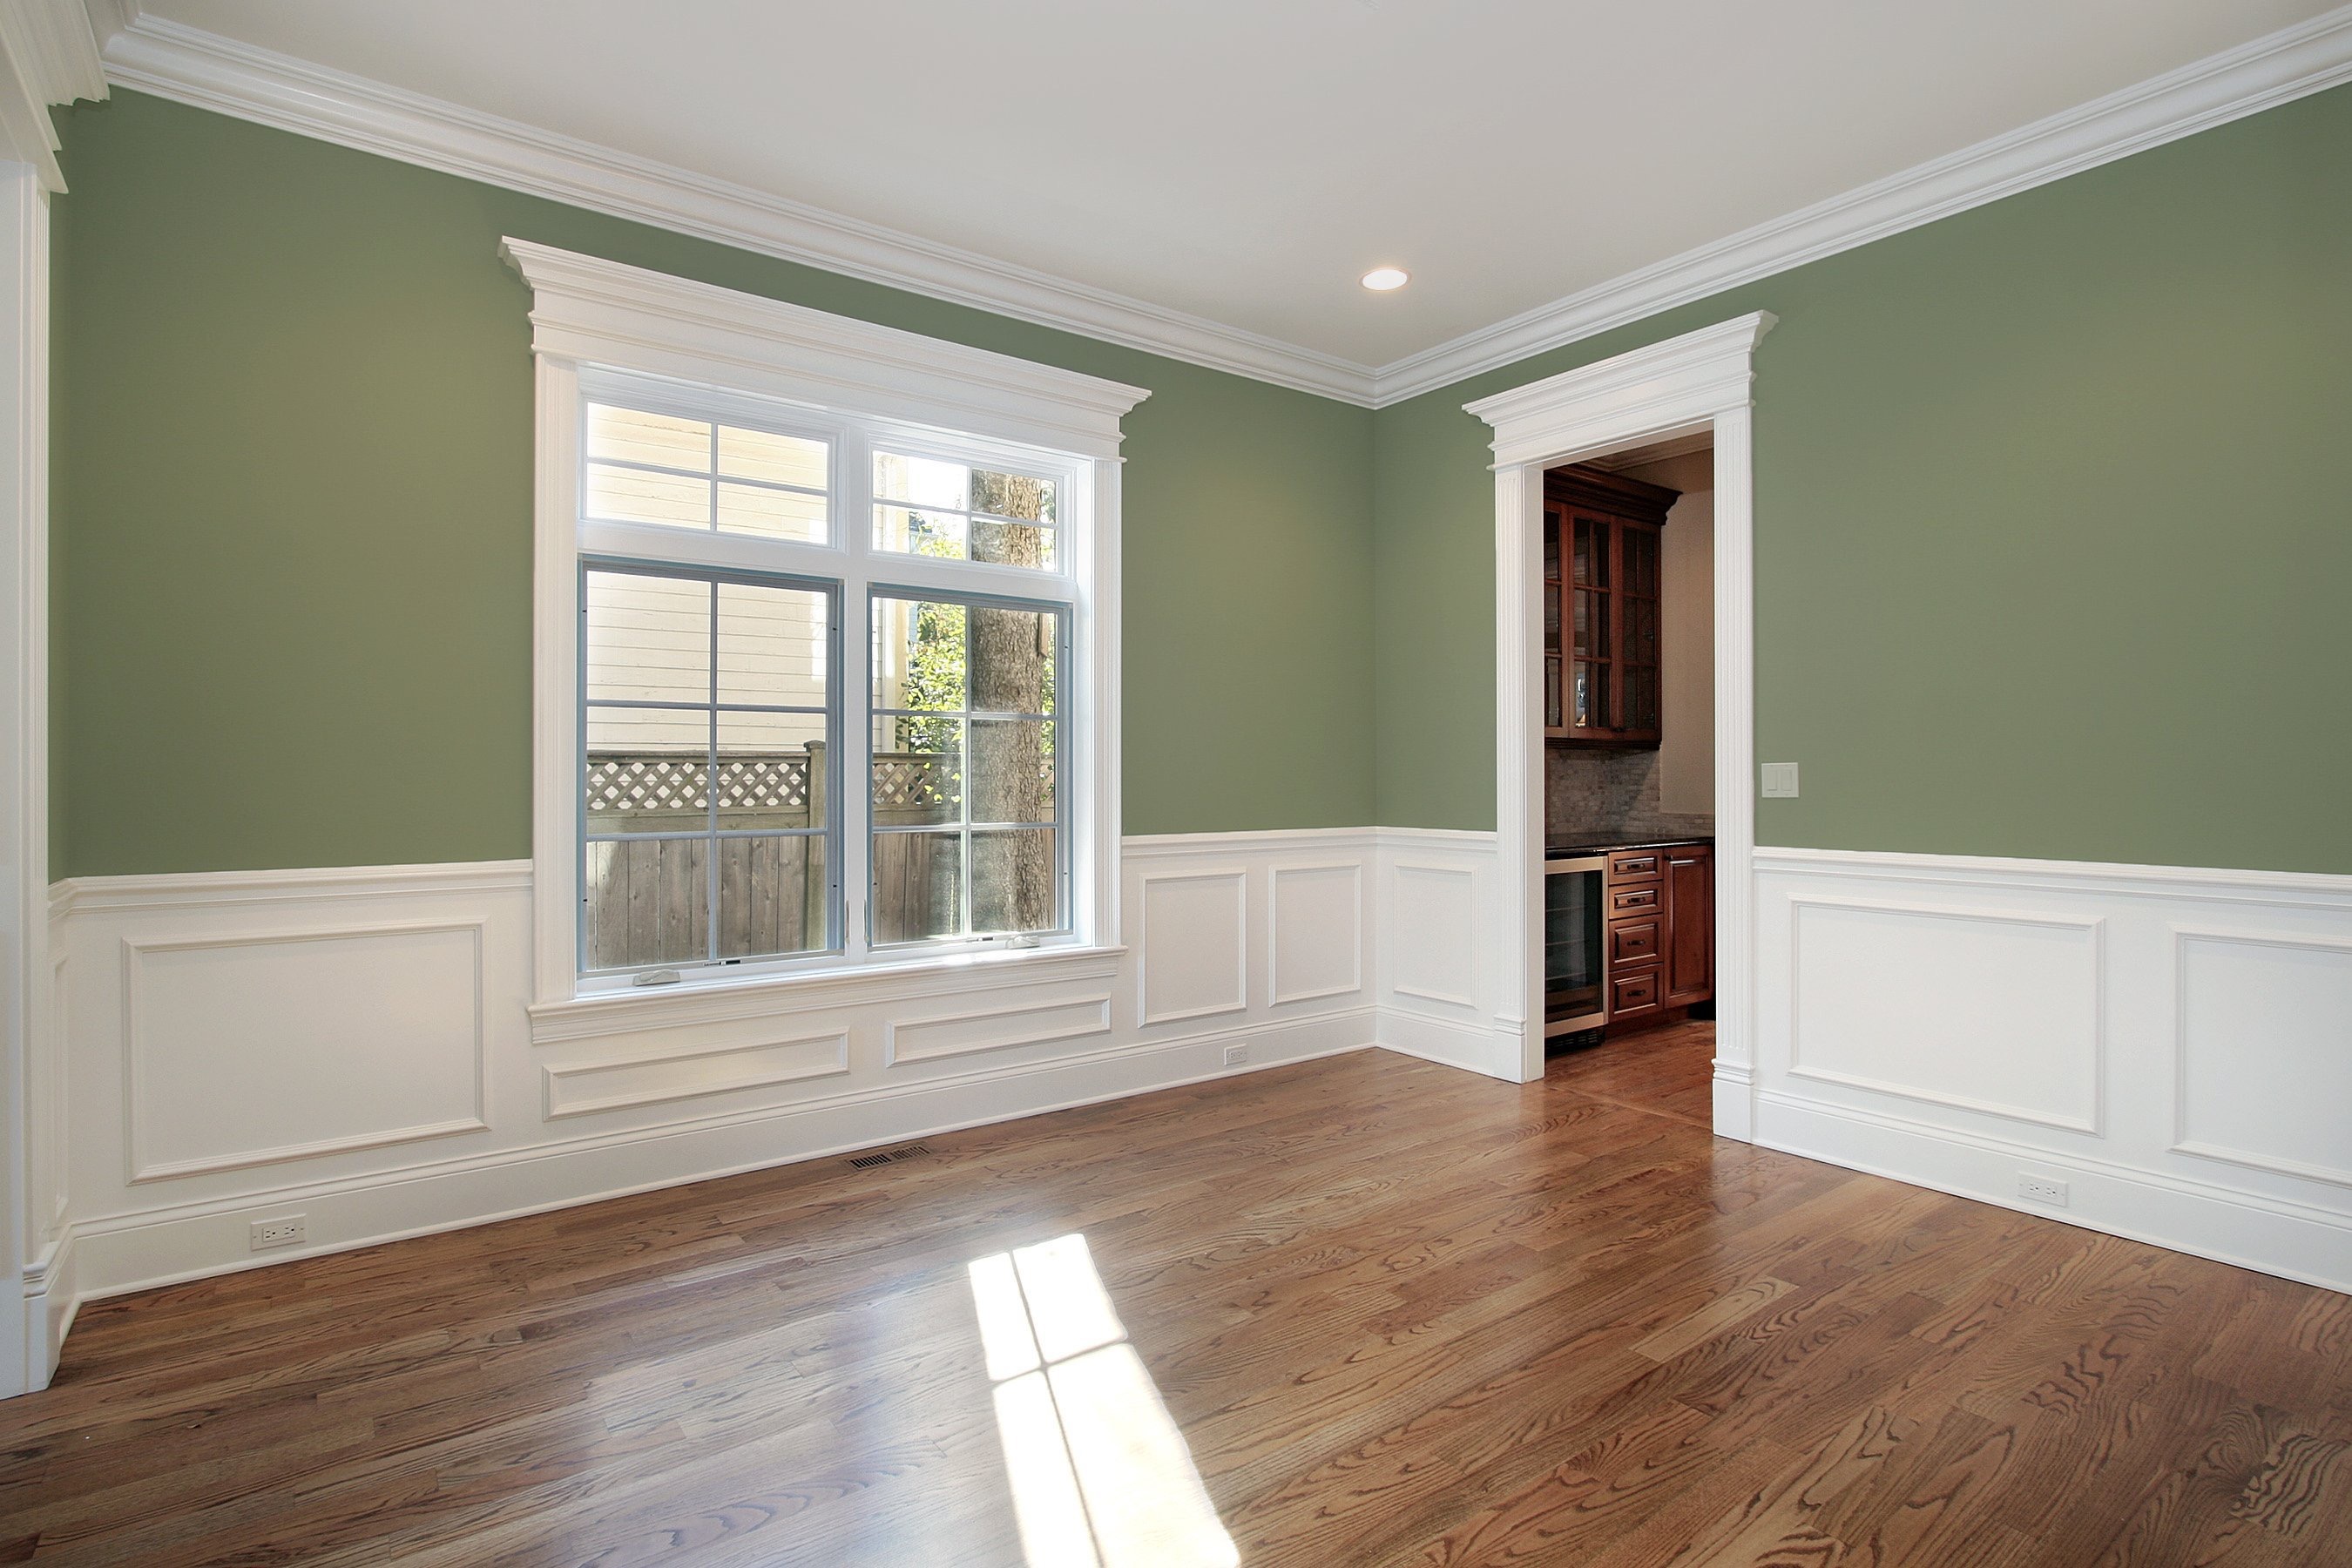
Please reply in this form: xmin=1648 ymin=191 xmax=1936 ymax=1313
xmin=70 ymin=1011 xmax=1375 ymax=1305
xmin=1754 ymin=845 xmax=2352 ymax=1294
xmin=21 ymin=1227 xmax=76 ymax=1383
xmin=1377 ymin=1006 xmax=1512 ymax=1077
xmin=1757 ymin=1091 xmax=2352 ymax=1294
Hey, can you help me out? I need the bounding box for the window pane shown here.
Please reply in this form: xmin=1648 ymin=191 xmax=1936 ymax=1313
xmin=718 ymin=712 xmax=828 ymax=830
xmin=586 ymin=571 xmax=710 ymax=705
xmin=716 ymin=580 xmax=827 ymax=708
xmin=719 ymin=835 xmax=828 ymax=959
xmin=873 ymin=715 xmax=962 ymax=826
xmin=970 ymin=468 xmax=1055 ymax=523
xmin=970 ymin=719 xmax=1052 ymax=826
xmin=584 ymin=837 xmax=708 ymax=970
xmin=874 ymin=451 xmax=968 ymax=508
xmin=873 ymin=831 xmax=963 ymax=944
xmin=872 ymin=505 xmax=966 ymax=559
xmin=719 ymin=424 xmax=826 ymax=490
xmin=971 ymin=828 xmax=1058 ymax=935
xmin=588 ymin=405 xmax=709 ymax=470
xmin=587 ymin=707 xmax=708 ymax=830
xmin=970 ymin=517 xmax=1056 ymax=570
xmin=719 ymin=483 xmax=827 ymax=542
xmin=872 ymin=596 xmax=966 ymax=713
xmin=586 ymin=462 xmax=711 ymax=529
xmin=970 ymin=603 xmax=1058 ymax=714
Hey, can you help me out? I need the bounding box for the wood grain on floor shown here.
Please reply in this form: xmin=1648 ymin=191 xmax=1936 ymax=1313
xmin=2 ymin=1023 xmax=2346 ymax=1565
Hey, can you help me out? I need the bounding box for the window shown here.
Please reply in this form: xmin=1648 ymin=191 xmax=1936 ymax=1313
xmin=576 ymin=391 xmax=1080 ymax=986
xmin=510 ymin=237 xmax=1143 ymax=1016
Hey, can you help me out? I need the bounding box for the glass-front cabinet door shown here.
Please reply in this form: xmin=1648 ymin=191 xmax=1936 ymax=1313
xmin=1543 ymin=465 xmax=1675 ymax=748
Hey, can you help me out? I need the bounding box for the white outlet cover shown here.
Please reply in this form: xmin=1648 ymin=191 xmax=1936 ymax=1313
xmin=1223 ymin=1044 xmax=1249 ymax=1066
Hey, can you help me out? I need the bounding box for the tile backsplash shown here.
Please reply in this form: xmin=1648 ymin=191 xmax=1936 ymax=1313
xmin=1546 ymin=747 xmax=1713 ymax=841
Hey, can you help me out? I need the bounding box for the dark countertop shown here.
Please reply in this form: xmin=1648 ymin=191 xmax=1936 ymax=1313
xmin=1544 ymin=832 xmax=1713 ymax=858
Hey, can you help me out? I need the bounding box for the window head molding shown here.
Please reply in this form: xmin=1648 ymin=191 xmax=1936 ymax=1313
xmin=498 ymin=238 xmax=1151 ymax=457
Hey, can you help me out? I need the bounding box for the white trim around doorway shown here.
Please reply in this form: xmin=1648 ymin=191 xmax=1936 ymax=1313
xmin=1464 ymin=311 xmax=1774 ymax=1135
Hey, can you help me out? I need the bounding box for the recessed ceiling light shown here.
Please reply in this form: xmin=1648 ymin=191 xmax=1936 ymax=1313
xmin=1360 ymin=267 xmax=1410 ymax=292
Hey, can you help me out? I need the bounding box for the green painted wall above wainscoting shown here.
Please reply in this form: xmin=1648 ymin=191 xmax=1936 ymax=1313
xmin=1373 ymin=82 xmax=2352 ymax=875
xmin=49 ymin=91 xmax=1374 ymax=877
xmin=51 ymin=81 xmax=2352 ymax=882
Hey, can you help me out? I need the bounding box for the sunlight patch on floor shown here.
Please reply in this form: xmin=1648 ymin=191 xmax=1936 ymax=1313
xmin=968 ymin=1233 xmax=1238 ymax=1568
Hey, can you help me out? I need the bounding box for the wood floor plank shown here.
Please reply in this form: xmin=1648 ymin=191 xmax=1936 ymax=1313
xmin=2 ymin=1023 xmax=2346 ymax=1565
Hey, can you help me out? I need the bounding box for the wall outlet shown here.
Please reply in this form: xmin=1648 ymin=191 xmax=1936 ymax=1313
xmin=1223 ymin=1043 xmax=1249 ymax=1067
xmin=1761 ymin=762 xmax=1800 ymax=798
xmin=249 ymin=1215 xmax=307 ymax=1251
xmin=2017 ymin=1174 xmax=2069 ymax=1207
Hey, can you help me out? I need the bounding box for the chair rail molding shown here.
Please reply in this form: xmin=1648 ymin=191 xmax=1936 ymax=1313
xmin=1466 ymin=312 xmax=1771 ymax=1115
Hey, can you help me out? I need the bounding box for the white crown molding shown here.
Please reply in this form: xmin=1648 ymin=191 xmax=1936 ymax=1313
xmin=97 ymin=16 xmax=1382 ymax=406
xmin=0 ymin=0 xmax=107 ymax=190
xmin=84 ymin=6 xmax=2352 ymax=409
xmin=1375 ymin=5 xmax=2352 ymax=405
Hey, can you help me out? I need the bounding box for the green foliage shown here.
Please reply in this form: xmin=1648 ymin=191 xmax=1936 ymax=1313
xmin=895 ymin=528 xmax=964 ymax=754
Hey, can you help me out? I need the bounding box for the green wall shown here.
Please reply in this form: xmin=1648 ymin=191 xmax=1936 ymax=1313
xmin=1374 ymin=84 xmax=2352 ymax=875
xmin=50 ymin=91 xmax=1374 ymax=877
xmin=52 ymin=83 xmax=2352 ymax=880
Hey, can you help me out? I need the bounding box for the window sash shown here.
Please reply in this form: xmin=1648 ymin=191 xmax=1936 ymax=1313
xmin=578 ymin=558 xmax=845 ymax=977
xmin=571 ymin=383 xmax=1086 ymax=989
xmin=867 ymin=585 xmax=1072 ymax=951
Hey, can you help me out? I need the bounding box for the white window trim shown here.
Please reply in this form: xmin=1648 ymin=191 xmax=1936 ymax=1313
xmin=502 ymin=239 xmax=1147 ymax=1035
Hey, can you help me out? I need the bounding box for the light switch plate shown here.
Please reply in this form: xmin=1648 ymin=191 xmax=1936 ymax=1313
xmin=1761 ymin=762 xmax=1800 ymax=798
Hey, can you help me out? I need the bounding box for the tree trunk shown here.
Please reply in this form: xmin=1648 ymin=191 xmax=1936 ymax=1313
xmin=966 ymin=476 xmax=1054 ymax=931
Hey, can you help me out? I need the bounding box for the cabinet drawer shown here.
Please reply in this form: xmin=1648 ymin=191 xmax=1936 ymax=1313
xmin=1610 ymin=884 xmax=1660 ymax=916
xmin=1609 ymin=918 xmax=1660 ymax=965
xmin=1611 ymin=968 xmax=1661 ymax=1017
xmin=1608 ymin=849 xmax=1663 ymax=881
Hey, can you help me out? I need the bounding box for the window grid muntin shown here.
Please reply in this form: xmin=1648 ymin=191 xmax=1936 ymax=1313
xmin=870 ymin=443 xmax=1063 ymax=569
xmin=578 ymin=556 xmax=843 ymax=977
xmin=868 ymin=583 xmax=1071 ymax=949
xmin=582 ymin=392 xmax=838 ymax=544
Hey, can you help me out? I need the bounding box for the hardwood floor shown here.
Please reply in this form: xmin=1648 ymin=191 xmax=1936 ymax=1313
xmin=3 ymin=1024 xmax=2348 ymax=1565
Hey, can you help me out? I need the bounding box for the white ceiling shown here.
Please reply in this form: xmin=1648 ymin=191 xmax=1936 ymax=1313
xmin=129 ymin=0 xmax=2335 ymax=368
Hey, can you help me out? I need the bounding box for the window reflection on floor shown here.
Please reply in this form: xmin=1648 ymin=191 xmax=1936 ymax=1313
xmin=967 ymin=1234 xmax=1238 ymax=1568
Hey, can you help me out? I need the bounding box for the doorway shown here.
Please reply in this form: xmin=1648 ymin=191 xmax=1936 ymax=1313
xmin=1463 ymin=312 xmax=1772 ymax=1139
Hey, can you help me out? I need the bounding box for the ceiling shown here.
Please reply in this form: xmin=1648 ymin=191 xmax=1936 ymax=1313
xmin=123 ymin=0 xmax=2335 ymax=369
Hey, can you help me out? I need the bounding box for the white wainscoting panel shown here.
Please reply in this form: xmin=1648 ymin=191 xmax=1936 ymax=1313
xmin=1757 ymin=846 xmax=2352 ymax=1293
xmin=1134 ymin=866 xmax=1248 ymax=1026
xmin=125 ymin=921 xmax=489 ymax=1181
xmin=2173 ymin=929 xmax=2352 ymax=1189
xmin=1374 ymin=830 xmax=1516 ymax=1079
xmin=885 ymin=993 xmax=1113 ymax=1067
xmin=47 ymin=832 xmax=1385 ymax=1315
xmin=1788 ymin=896 xmax=2102 ymax=1134
xmin=544 ymin=1029 xmax=850 ymax=1119
xmin=1269 ymin=862 xmax=1361 ymax=1007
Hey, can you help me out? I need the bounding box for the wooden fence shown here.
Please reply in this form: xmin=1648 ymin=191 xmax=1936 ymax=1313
xmin=583 ymin=743 xmax=968 ymax=968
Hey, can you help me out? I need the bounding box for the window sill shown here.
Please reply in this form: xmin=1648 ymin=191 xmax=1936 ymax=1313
xmin=528 ymin=942 xmax=1128 ymax=1046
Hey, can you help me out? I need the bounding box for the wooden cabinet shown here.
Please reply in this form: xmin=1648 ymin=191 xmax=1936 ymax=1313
xmin=1543 ymin=466 xmax=1678 ymax=748
xmin=1603 ymin=840 xmax=1712 ymax=1030
xmin=1663 ymin=843 xmax=1714 ymax=1008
